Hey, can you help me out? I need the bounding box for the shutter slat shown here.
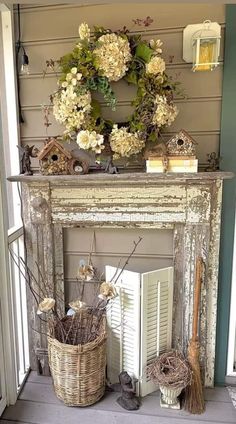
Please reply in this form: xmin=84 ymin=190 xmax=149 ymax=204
xmin=140 ymin=267 xmax=174 ymax=397
xmin=106 ymin=266 xmax=140 ymax=390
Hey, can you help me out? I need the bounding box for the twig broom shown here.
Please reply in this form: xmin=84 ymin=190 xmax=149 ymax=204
xmin=185 ymin=256 xmax=205 ymax=414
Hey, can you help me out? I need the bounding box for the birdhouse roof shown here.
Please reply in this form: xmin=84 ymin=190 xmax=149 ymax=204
xmin=38 ymin=138 xmax=72 ymax=160
xmin=167 ymin=129 xmax=198 ymax=146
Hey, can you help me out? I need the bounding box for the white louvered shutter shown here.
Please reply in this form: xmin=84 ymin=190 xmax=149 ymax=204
xmin=106 ymin=266 xmax=140 ymax=391
xmin=139 ymin=267 xmax=173 ymax=397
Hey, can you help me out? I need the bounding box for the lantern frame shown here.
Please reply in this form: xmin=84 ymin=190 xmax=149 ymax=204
xmin=183 ymin=21 xmax=221 ymax=71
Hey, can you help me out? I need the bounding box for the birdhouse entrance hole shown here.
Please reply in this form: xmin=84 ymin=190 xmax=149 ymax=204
xmin=51 ymin=154 xmax=58 ymax=161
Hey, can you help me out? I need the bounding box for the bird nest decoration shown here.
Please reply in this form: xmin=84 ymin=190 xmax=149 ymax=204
xmin=48 ymin=19 xmax=180 ymax=162
xmin=147 ymin=350 xmax=192 ymax=390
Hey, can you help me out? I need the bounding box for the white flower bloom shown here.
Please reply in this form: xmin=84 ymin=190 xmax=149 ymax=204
xmin=53 ymin=87 xmax=91 ymax=133
xmin=71 ymin=67 xmax=78 ymax=75
xmin=66 ymin=73 xmax=73 ymax=82
xmin=77 ymin=73 xmax=82 ymax=80
xmin=109 ymin=125 xmax=145 ymax=158
xmin=94 ymin=33 xmax=131 ymax=81
xmin=146 ymin=56 xmax=166 ymax=75
xmin=150 ymin=39 xmax=163 ymax=54
xmin=71 ymin=78 xmax=77 ymax=86
xmin=37 ymin=298 xmax=55 ymax=315
xmin=61 ymin=81 xmax=68 ymax=88
xmin=78 ymin=22 xmax=90 ymax=41
xmin=76 ymin=130 xmax=104 ymax=153
xmin=152 ymin=95 xmax=178 ymax=128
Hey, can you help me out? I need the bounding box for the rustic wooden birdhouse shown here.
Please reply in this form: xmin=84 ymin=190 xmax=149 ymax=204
xmin=166 ymin=129 xmax=197 ymax=157
xmin=38 ymin=138 xmax=72 ymax=175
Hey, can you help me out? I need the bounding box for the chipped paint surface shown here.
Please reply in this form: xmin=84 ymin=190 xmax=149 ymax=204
xmin=15 ymin=173 xmax=228 ymax=386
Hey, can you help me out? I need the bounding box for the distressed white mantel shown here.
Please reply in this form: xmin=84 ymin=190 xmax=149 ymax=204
xmin=9 ymin=172 xmax=233 ymax=387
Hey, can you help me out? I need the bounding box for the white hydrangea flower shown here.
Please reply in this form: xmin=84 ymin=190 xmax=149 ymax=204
xmin=146 ymin=56 xmax=166 ymax=75
xmin=94 ymin=33 xmax=131 ymax=81
xmin=53 ymin=86 xmax=92 ymax=133
xmin=76 ymin=130 xmax=104 ymax=154
xmin=152 ymin=95 xmax=178 ymax=127
xmin=78 ymin=22 xmax=90 ymax=41
xmin=109 ymin=125 xmax=145 ymax=158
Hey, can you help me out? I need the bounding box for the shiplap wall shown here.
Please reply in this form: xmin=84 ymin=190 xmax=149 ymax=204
xmin=16 ymin=3 xmax=225 ymax=304
xmin=17 ymin=3 xmax=225 ymax=169
xmin=63 ymin=227 xmax=173 ymax=304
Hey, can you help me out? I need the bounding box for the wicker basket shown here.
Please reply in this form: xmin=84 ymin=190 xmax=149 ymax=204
xmin=48 ymin=316 xmax=107 ymax=406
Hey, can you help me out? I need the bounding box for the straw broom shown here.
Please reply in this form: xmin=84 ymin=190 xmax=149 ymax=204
xmin=185 ymin=256 xmax=205 ymax=414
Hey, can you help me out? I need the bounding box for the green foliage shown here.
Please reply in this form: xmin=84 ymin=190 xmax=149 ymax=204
xmin=86 ymin=76 xmax=116 ymax=109
xmin=93 ymin=26 xmax=111 ymax=40
xmin=124 ymin=70 xmax=138 ymax=85
xmin=135 ymin=42 xmax=153 ymax=63
xmin=90 ymin=99 xmax=101 ymax=120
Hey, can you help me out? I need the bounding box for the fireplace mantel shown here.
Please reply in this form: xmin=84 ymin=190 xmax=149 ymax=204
xmin=8 ymin=171 xmax=233 ymax=184
xmin=9 ymin=171 xmax=233 ymax=386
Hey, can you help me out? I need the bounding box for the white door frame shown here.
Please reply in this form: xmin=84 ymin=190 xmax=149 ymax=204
xmin=0 ymin=3 xmax=27 ymax=410
xmin=0 ymin=5 xmax=18 ymax=410
xmin=0 ymin=122 xmax=18 ymax=410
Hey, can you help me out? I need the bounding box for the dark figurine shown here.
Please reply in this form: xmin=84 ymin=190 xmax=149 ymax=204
xmin=205 ymin=152 xmax=221 ymax=172
xmin=116 ymin=371 xmax=140 ymax=411
xmin=17 ymin=145 xmax=38 ymax=175
xmin=105 ymin=157 xmax=119 ymax=174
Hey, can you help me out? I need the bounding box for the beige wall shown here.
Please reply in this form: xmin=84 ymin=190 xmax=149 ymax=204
xmin=63 ymin=227 xmax=173 ymax=304
xmin=18 ymin=3 xmax=225 ymax=170
xmin=16 ymin=3 xmax=225 ymax=304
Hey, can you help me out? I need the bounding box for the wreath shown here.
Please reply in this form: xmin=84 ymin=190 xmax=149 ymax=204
xmin=50 ymin=20 xmax=179 ymax=160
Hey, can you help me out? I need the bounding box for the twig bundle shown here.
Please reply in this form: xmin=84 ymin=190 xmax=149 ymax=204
xmin=184 ymin=257 xmax=205 ymax=414
xmin=50 ymin=308 xmax=105 ymax=345
xmin=147 ymin=350 xmax=191 ymax=389
xmin=9 ymin=234 xmax=143 ymax=346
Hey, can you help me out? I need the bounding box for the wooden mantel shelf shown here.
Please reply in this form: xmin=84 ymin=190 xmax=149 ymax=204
xmin=8 ymin=171 xmax=234 ymax=185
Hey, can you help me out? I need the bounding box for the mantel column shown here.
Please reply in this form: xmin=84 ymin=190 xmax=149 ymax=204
xmin=22 ymin=182 xmax=64 ymax=369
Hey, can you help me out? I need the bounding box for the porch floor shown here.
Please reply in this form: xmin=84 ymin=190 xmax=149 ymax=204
xmin=1 ymin=372 xmax=236 ymax=424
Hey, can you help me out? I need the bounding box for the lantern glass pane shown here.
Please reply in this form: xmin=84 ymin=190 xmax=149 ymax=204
xmin=192 ymin=37 xmax=219 ymax=71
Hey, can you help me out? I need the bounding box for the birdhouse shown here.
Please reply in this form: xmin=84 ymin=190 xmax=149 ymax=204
xmin=166 ymin=130 xmax=197 ymax=157
xmin=38 ymin=138 xmax=72 ymax=175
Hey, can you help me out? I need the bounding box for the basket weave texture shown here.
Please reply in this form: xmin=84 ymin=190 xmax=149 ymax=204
xmin=48 ymin=317 xmax=107 ymax=406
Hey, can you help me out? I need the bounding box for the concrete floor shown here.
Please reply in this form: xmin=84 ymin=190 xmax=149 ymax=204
xmin=1 ymin=372 xmax=236 ymax=424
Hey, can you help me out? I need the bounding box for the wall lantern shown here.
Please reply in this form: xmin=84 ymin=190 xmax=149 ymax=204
xmin=183 ymin=20 xmax=221 ymax=72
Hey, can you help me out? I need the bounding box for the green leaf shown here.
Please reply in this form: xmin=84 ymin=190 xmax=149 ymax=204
xmin=124 ymin=70 xmax=138 ymax=85
xmin=91 ymin=99 xmax=101 ymax=120
xmin=148 ymin=132 xmax=156 ymax=142
xmin=135 ymin=42 xmax=153 ymax=63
